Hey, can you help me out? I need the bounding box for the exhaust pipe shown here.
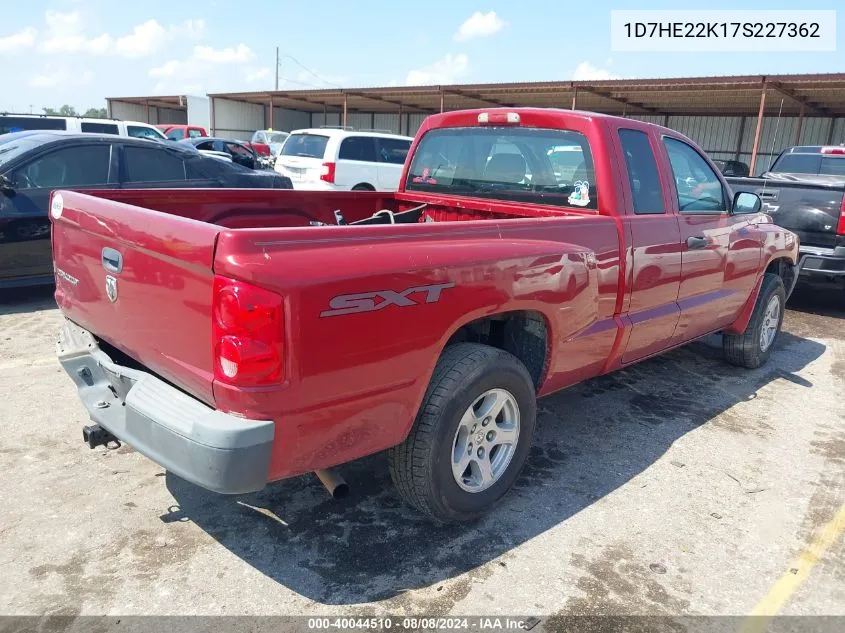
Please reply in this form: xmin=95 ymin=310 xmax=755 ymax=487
xmin=82 ymin=424 xmax=118 ymax=449
xmin=314 ymin=468 xmax=349 ymax=499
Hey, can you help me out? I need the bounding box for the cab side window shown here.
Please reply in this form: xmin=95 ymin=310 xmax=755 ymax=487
xmin=663 ymin=137 xmax=726 ymax=213
xmin=618 ymin=129 xmax=664 ymax=215
xmin=13 ymin=145 xmax=111 ymax=188
xmin=339 ymin=137 xmax=378 ymax=162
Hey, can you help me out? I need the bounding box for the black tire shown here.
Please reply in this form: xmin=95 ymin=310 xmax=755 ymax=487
xmin=388 ymin=343 xmax=536 ymax=523
xmin=351 ymin=183 xmax=375 ymax=191
xmin=723 ymin=273 xmax=786 ymax=369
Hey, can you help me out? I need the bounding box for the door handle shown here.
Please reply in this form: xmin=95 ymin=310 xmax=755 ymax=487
xmin=686 ymin=236 xmax=708 ymax=250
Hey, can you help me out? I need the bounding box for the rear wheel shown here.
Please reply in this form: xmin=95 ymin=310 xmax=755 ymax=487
xmin=723 ymin=273 xmax=786 ymax=369
xmin=388 ymin=343 xmax=536 ymax=523
xmin=351 ymin=183 xmax=375 ymax=191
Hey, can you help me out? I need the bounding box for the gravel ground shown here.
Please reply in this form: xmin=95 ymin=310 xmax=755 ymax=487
xmin=0 ymin=282 xmax=843 ymax=631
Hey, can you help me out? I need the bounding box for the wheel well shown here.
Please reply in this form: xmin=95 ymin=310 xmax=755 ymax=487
xmin=766 ymin=257 xmax=796 ymax=291
xmin=352 ymin=183 xmax=375 ymax=191
xmin=445 ymin=311 xmax=549 ymax=388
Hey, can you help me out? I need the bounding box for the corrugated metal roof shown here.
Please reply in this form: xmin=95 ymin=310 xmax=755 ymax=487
xmin=205 ymin=73 xmax=845 ymax=117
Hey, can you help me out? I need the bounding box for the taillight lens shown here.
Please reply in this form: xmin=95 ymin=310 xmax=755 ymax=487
xmin=212 ymin=276 xmax=284 ymax=386
xmin=838 ymin=196 xmax=845 ymax=236
xmin=320 ymin=162 xmax=336 ymax=183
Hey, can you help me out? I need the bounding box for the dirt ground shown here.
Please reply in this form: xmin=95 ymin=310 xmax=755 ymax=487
xmin=0 ymin=281 xmax=843 ymax=631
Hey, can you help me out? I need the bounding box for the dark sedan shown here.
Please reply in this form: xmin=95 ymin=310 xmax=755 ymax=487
xmin=180 ymin=137 xmax=263 ymax=169
xmin=0 ymin=131 xmax=292 ymax=288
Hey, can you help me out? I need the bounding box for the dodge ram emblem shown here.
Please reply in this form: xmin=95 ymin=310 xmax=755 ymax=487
xmin=105 ymin=275 xmax=118 ymax=303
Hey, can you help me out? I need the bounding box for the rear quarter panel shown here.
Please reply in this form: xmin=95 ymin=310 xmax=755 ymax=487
xmin=213 ymin=215 xmax=621 ymax=479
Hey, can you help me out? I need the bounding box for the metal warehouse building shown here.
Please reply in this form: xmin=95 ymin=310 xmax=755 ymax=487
xmin=108 ymin=72 xmax=845 ymax=175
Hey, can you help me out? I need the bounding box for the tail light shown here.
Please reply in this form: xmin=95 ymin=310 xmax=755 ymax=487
xmin=320 ymin=162 xmax=336 ymax=183
xmin=212 ymin=275 xmax=284 ymax=387
xmin=820 ymin=146 xmax=845 ymax=155
xmin=838 ymin=195 xmax=845 ymax=236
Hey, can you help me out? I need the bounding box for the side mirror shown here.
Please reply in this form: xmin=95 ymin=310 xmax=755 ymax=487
xmin=733 ymin=191 xmax=761 ymax=214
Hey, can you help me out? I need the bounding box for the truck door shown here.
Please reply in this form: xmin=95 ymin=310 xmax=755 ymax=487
xmin=616 ymin=128 xmax=683 ymax=363
xmin=661 ymin=137 xmax=762 ymax=344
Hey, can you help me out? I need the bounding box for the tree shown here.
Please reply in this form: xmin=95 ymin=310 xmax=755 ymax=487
xmin=43 ymin=105 xmax=78 ymax=116
xmin=41 ymin=105 xmax=107 ymax=118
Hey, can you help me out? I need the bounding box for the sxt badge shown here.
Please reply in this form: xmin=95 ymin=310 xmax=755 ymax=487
xmin=321 ymin=282 xmax=455 ymax=317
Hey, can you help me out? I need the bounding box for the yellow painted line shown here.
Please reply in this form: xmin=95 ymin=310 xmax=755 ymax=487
xmin=738 ymin=503 xmax=845 ymax=633
xmin=0 ymin=357 xmax=56 ymax=371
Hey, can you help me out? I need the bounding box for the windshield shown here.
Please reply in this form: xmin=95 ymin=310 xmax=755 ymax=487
xmin=270 ymin=133 xmax=289 ymax=144
xmin=405 ymin=127 xmax=597 ymax=209
xmin=772 ymin=153 xmax=845 ymax=177
xmin=0 ymin=135 xmax=41 ymax=171
xmin=280 ymin=133 xmax=329 ymax=159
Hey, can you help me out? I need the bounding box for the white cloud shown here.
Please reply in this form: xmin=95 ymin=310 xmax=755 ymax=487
xmin=29 ymin=68 xmax=92 ymax=88
xmin=39 ymin=12 xmax=205 ymax=58
xmin=115 ymin=20 xmax=167 ymax=58
xmin=149 ymin=60 xmax=181 ymax=78
xmin=194 ymin=43 xmax=252 ymax=63
xmin=0 ymin=27 xmax=37 ymax=53
xmin=149 ymin=44 xmax=256 ymax=93
xmin=39 ymin=11 xmax=112 ymax=54
xmin=572 ymin=61 xmax=619 ymax=81
xmin=454 ymin=11 xmax=506 ymax=41
xmin=406 ymin=53 xmax=469 ymax=85
xmin=246 ymin=67 xmax=271 ymax=83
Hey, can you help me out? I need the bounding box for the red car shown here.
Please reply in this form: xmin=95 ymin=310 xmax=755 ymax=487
xmin=156 ymin=124 xmax=208 ymax=140
xmin=51 ymin=108 xmax=798 ymax=522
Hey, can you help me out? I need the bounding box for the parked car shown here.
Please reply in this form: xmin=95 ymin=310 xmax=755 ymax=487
xmin=727 ymin=145 xmax=845 ymax=283
xmin=252 ymin=130 xmax=289 ymax=157
xmin=275 ymin=128 xmax=413 ymax=191
xmin=50 ymin=108 xmax=796 ymax=522
xmin=180 ymin=137 xmax=260 ymax=169
xmin=0 ymin=131 xmax=291 ymax=288
xmin=156 ymin=124 xmax=209 ymax=140
xmin=1 ymin=113 xmax=166 ymax=140
xmin=713 ymin=159 xmax=750 ymax=177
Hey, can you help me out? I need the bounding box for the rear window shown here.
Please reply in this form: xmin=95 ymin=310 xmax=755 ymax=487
xmin=0 ymin=116 xmax=66 ymax=134
xmin=81 ymin=122 xmax=119 ymax=135
xmin=378 ymin=138 xmax=412 ymax=164
xmin=405 ymin=127 xmax=597 ymax=209
xmin=772 ymin=153 xmax=845 ymax=176
xmin=338 ymin=136 xmax=378 ymax=162
xmin=280 ymin=133 xmax=329 ymax=159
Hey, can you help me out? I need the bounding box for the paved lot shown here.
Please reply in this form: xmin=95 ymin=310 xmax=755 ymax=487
xmin=0 ymin=283 xmax=843 ymax=628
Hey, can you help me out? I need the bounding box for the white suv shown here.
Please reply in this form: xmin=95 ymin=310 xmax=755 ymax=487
xmin=0 ymin=114 xmax=166 ymax=140
xmin=274 ymin=128 xmax=413 ymax=191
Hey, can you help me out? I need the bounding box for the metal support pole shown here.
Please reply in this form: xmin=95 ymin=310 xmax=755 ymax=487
xmin=749 ymin=86 xmax=767 ymax=176
xmin=398 ymin=103 xmax=403 ymax=135
xmin=571 ymin=87 xmax=577 ymax=110
xmin=440 ymin=89 xmax=444 ymax=113
xmin=663 ymin=114 xmax=670 ymax=128
xmin=342 ymin=92 xmax=348 ymax=128
xmin=268 ymin=95 xmax=273 ymax=129
xmin=826 ymin=117 xmax=836 ymax=144
xmin=146 ymin=100 xmax=151 ymax=124
xmin=735 ymin=116 xmax=746 ymax=161
xmin=210 ymin=98 xmax=216 ymax=136
xmin=794 ymin=103 xmax=804 ymax=145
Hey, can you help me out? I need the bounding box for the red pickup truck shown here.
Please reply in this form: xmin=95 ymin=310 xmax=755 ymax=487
xmin=51 ymin=108 xmax=798 ymax=522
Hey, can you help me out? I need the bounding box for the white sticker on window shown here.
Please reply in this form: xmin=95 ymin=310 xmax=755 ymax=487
xmin=568 ymin=181 xmax=591 ymax=207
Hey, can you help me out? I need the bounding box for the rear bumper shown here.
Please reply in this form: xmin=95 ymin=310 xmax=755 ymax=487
xmin=798 ymin=245 xmax=845 ymax=277
xmin=56 ymin=319 xmax=274 ymax=494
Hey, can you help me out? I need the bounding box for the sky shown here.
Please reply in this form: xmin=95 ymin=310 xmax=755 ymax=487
xmin=1 ymin=0 xmax=842 ymax=113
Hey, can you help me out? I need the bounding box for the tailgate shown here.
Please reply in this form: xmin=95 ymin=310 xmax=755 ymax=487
xmin=728 ymin=176 xmax=844 ymax=248
xmin=50 ymin=190 xmax=221 ymax=405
